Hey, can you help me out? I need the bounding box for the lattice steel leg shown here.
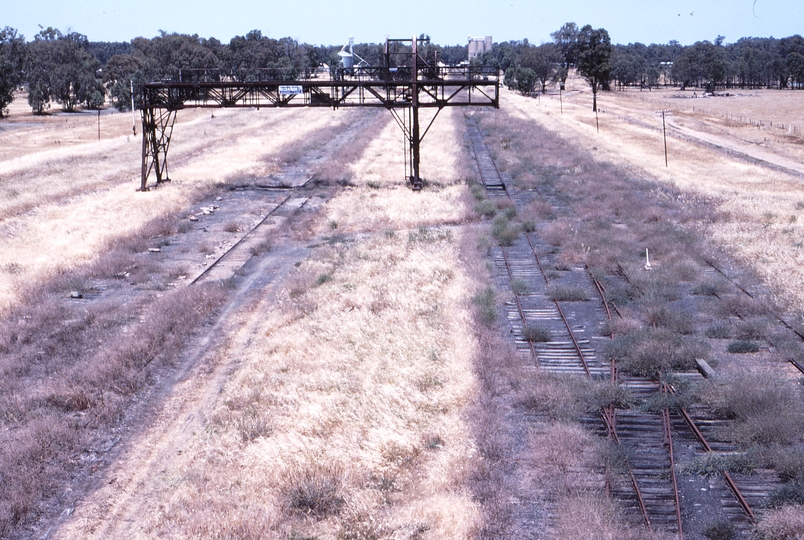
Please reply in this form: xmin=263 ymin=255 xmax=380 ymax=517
xmin=140 ymin=108 xmax=177 ymax=191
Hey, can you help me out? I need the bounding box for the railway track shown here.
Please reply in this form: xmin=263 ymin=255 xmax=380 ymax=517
xmin=189 ymin=194 xmax=305 ymax=285
xmin=466 ymin=117 xmax=770 ymax=538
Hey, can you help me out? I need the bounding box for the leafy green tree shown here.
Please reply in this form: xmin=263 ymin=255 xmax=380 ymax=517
xmin=504 ymin=66 xmax=536 ymax=94
xmin=788 ymin=52 xmax=804 ymax=87
xmin=26 ymin=28 xmax=104 ymax=112
xmin=520 ymin=43 xmax=559 ymax=93
xmin=672 ymin=40 xmax=729 ymax=91
xmin=576 ymin=25 xmax=612 ymax=111
xmin=103 ymin=54 xmax=142 ymax=111
xmin=26 ymin=28 xmax=59 ymax=113
xmin=611 ymin=48 xmax=645 ymax=89
xmin=0 ymin=27 xmax=25 ymax=117
xmin=51 ymin=32 xmax=104 ymax=111
xmin=551 ymin=22 xmax=579 ymax=89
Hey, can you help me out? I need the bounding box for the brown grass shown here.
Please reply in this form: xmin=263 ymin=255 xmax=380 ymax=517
xmin=0 ymin=253 xmax=227 ymax=535
xmin=124 ymin=229 xmax=482 ymax=539
xmin=0 ymin=105 xmax=348 ymax=310
xmin=754 ymin=505 xmax=804 ymax=540
xmin=505 ymin=81 xmax=804 ymax=314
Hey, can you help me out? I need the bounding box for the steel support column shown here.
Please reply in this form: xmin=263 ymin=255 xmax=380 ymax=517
xmin=140 ymin=107 xmax=177 ymax=191
xmin=410 ymin=36 xmax=421 ymax=190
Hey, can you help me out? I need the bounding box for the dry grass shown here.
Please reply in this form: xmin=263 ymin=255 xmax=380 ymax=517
xmin=0 ymin=256 xmax=227 ymax=536
xmin=316 ymin=108 xmax=475 ymax=235
xmin=0 ymin=105 xmax=349 ymax=310
xmin=129 ymin=229 xmax=482 ymax=539
xmin=754 ymin=505 xmax=804 ymax=540
xmin=53 ymin=108 xmax=492 ymax=539
xmin=504 ymin=82 xmax=804 ymax=315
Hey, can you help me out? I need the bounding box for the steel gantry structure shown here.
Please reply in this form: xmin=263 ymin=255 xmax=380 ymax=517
xmin=139 ymin=36 xmax=499 ymax=191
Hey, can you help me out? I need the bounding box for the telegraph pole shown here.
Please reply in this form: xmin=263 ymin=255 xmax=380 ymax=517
xmin=659 ymin=109 xmax=670 ymax=167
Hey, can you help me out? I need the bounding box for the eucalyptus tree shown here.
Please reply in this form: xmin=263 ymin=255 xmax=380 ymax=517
xmin=576 ymin=25 xmax=612 ymax=111
xmin=0 ymin=27 xmax=25 ymax=116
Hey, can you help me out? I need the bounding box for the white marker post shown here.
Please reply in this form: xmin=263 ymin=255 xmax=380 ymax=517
xmin=644 ymin=248 xmax=652 ymax=270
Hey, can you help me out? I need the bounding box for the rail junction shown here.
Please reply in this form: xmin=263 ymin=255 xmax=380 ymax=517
xmin=139 ymin=36 xmax=499 ymax=191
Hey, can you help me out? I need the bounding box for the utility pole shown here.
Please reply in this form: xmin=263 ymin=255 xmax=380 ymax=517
xmin=131 ymin=80 xmax=137 ymax=136
xmin=659 ymin=109 xmax=670 ymax=167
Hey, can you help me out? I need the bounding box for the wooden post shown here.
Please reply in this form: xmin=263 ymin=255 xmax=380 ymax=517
xmin=662 ymin=110 xmax=668 ymax=167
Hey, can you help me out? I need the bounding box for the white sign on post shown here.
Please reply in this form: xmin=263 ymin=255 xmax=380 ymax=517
xmin=279 ymin=85 xmax=304 ymax=95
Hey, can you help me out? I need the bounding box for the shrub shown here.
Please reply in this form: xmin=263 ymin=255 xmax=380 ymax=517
xmin=706 ymin=370 xmax=804 ymax=446
xmin=727 ymin=340 xmax=760 ymax=353
xmin=511 ymin=279 xmax=528 ymax=296
xmin=492 ymin=216 xmax=520 ymax=246
xmin=522 ymin=325 xmax=551 ymax=343
xmin=677 ymin=452 xmax=755 ymax=477
xmin=237 ymin=408 xmax=272 ymax=442
xmin=735 ymin=320 xmax=767 ymax=340
xmin=502 ymin=205 xmax=517 ymax=220
xmin=473 ymin=287 xmax=497 ymax=324
xmin=547 ymin=285 xmax=588 ymax=302
xmin=692 ymin=280 xmax=722 ymax=296
xmin=705 ymin=324 xmax=732 ymax=339
xmin=470 ymin=184 xmax=486 ymax=201
xmin=249 ymin=239 xmax=272 ymax=256
xmin=607 ymin=329 xmax=708 ymax=377
xmin=474 ymin=200 xmax=497 ymax=218
xmin=703 ymin=520 xmax=737 ymax=540
xmin=315 ymin=273 xmax=333 ymax=286
xmin=521 ymin=219 xmax=536 ymax=233
xmin=767 ymin=480 xmax=804 ymax=509
xmin=754 ymin=505 xmax=804 ymax=539
xmin=283 ymin=462 xmax=345 ymax=516
xmin=644 ymin=305 xmax=694 ymax=334
xmin=223 ymin=221 xmax=240 ymax=233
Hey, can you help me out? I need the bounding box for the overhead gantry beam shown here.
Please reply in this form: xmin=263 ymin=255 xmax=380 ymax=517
xmin=139 ymin=38 xmax=499 ymax=191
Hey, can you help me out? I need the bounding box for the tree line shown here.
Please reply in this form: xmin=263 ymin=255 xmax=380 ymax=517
xmin=0 ymin=28 xmax=470 ymax=116
xmin=1 ymin=24 xmax=803 ymax=117
xmin=482 ymin=24 xmax=804 ymax=99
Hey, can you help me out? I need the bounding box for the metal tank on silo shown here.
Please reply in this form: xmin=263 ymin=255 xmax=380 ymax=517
xmin=339 ymin=37 xmax=355 ymax=73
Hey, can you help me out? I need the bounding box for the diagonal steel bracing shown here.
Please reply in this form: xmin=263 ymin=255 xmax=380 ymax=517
xmin=139 ymin=36 xmax=499 ymax=191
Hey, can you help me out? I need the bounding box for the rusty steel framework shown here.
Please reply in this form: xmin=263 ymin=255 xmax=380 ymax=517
xmin=139 ymin=36 xmax=500 ymax=191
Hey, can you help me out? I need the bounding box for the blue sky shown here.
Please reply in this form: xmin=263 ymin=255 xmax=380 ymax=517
xmin=5 ymin=0 xmax=802 ymax=46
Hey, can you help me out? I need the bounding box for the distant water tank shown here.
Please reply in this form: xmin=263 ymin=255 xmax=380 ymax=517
xmin=339 ymin=50 xmax=354 ymax=69
xmin=339 ymin=36 xmax=355 ymax=69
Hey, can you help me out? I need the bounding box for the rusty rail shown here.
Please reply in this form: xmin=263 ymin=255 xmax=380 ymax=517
xmin=552 ymin=298 xmax=592 ymax=377
xmin=670 ymin=388 xmax=757 ymax=522
xmin=190 ymin=195 xmax=291 ymax=285
xmin=601 ymin=406 xmax=653 ymax=532
xmin=661 ymin=384 xmax=684 ymax=537
xmin=500 ymin=246 xmax=539 ymax=361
